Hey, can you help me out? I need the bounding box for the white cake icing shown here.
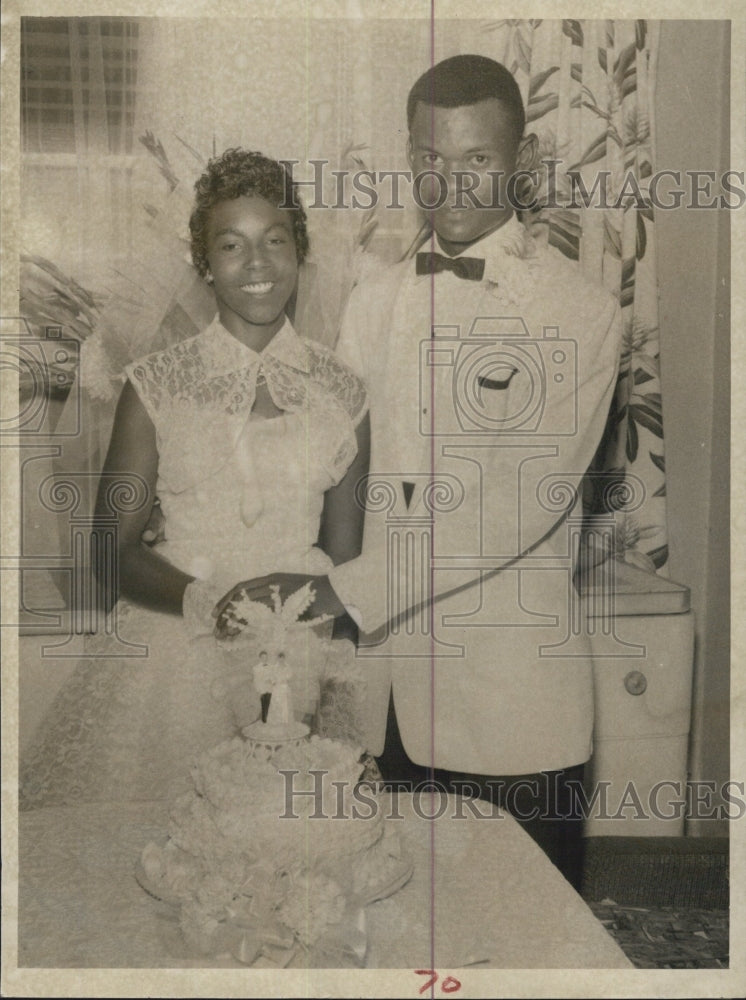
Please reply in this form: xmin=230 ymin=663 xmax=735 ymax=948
xmin=139 ymin=585 xmax=410 ymax=964
xmin=139 ymin=733 xmax=408 ymax=963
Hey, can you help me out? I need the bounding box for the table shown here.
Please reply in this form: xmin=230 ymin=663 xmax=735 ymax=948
xmin=18 ymin=794 xmax=631 ymax=969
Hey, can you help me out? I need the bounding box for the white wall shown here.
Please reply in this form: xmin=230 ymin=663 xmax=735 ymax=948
xmin=654 ymin=20 xmax=731 ymax=835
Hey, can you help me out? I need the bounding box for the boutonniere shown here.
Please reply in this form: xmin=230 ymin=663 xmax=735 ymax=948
xmin=486 ymin=230 xmax=540 ymax=307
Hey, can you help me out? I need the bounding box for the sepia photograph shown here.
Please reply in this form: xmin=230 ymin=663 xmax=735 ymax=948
xmin=1 ymin=2 xmax=742 ymax=996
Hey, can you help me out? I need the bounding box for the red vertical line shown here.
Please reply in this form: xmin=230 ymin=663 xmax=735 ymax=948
xmin=428 ymin=0 xmax=437 ymax=985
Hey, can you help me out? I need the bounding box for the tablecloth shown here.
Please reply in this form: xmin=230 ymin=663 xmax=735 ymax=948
xmin=18 ymin=793 xmax=631 ymax=969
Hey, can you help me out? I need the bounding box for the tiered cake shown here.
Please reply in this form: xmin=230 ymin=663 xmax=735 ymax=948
xmin=137 ymin=585 xmax=411 ymax=966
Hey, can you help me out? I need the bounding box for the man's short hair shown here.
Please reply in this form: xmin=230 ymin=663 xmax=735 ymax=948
xmin=406 ymin=54 xmax=526 ymax=145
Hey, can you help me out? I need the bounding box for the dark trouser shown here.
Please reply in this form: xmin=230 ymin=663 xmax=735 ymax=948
xmin=375 ymin=693 xmax=586 ymax=893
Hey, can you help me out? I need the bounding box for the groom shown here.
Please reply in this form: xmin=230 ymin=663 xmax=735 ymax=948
xmin=179 ymin=55 xmax=620 ymax=889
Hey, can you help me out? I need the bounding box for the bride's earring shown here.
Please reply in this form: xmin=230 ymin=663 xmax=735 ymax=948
xmin=205 ymin=270 xmax=214 ymax=285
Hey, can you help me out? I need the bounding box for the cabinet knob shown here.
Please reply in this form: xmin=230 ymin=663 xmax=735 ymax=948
xmin=624 ymin=670 xmax=648 ymax=695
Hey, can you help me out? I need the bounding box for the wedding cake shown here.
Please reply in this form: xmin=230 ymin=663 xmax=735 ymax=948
xmin=137 ymin=584 xmax=412 ymax=967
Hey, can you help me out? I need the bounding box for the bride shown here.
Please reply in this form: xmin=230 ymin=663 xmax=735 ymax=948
xmin=19 ymin=148 xmax=370 ymax=808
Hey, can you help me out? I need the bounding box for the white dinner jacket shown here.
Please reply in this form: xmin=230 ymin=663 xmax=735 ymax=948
xmin=329 ymin=220 xmax=621 ymax=774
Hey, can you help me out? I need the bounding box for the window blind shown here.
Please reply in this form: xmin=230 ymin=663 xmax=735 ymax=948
xmin=21 ymin=17 xmax=141 ymax=155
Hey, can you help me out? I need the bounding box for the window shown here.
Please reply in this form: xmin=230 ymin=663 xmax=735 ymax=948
xmin=21 ymin=17 xmax=141 ymax=155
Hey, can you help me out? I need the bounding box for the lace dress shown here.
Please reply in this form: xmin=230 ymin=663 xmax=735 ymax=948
xmin=19 ymin=318 xmax=369 ymax=809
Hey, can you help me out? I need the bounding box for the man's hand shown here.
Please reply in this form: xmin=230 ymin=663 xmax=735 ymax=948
xmin=212 ymin=573 xmax=346 ymax=640
xmin=141 ymin=499 xmax=166 ymax=547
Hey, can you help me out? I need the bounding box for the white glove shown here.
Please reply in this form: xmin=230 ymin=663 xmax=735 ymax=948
xmin=182 ymin=578 xmax=225 ymax=637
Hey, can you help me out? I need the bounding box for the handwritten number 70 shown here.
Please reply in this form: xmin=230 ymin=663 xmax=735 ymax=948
xmin=414 ymin=970 xmax=462 ymax=994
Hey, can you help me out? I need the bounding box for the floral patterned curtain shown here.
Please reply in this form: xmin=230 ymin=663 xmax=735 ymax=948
xmin=434 ymin=18 xmax=667 ymax=573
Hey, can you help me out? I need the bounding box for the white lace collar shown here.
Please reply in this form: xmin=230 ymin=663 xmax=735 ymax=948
xmin=199 ymin=315 xmax=311 ymax=376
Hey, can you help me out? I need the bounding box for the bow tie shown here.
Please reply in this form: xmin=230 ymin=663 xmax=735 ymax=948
xmin=415 ymin=251 xmax=485 ymax=282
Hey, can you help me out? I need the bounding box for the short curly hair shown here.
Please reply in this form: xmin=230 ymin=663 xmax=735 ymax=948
xmin=189 ymin=148 xmax=309 ymax=277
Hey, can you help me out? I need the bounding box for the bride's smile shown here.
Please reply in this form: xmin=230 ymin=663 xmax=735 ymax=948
xmin=205 ymin=194 xmax=299 ymax=349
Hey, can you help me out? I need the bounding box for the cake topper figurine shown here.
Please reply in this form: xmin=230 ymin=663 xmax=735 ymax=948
xmin=253 ymin=650 xmax=292 ymax=727
xmin=221 ymin=582 xmax=332 ymax=741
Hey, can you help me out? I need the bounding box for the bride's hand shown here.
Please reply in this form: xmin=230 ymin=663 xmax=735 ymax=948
xmin=212 ymin=573 xmax=346 ymax=639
